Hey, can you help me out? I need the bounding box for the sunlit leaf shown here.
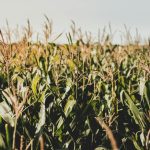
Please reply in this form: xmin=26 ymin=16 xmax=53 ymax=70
xmin=32 ymin=75 xmax=41 ymax=96
xmin=0 ymin=101 xmax=15 ymax=127
xmin=35 ymin=100 xmax=45 ymax=134
xmin=64 ymin=95 xmax=76 ymax=116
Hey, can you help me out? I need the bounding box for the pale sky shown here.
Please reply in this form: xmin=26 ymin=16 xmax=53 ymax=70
xmin=0 ymin=0 xmax=150 ymax=43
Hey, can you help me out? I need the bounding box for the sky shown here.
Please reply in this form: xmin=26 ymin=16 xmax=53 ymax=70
xmin=0 ymin=0 xmax=150 ymax=43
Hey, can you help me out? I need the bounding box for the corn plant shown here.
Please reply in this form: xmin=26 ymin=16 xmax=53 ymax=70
xmin=0 ymin=21 xmax=149 ymax=150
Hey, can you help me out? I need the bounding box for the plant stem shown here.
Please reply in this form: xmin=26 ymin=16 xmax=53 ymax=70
xmin=12 ymin=117 xmax=17 ymax=150
xmin=5 ymin=124 xmax=10 ymax=149
xmin=95 ymin=117 xmax=118 ymax=150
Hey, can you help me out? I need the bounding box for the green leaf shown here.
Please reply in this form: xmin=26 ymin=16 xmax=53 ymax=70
xmin=35 ymin=100 xmax=46 ymax=134
xmin=5 ymin=124 xmax=10 ymax=149
xmin=0 ymin=134 xmax=6 ymax=149
xmin=39 ymin=86 xmax=48 ymax=103
xmin=67 ymin=59 xmax=76 ymax=72
xmin=140 ymin=132 xmax=145 ymax=146
xmin=62 ymin=78 xmax=72 ymax=100
xmin=2 ymin=88 xmax=16 ymax=105
xmin=57 ymin=116 xmax=64 ymax=130
xmin=31 ymin=75 xmax=41 ymax=96
xmin=132 ymin=135 xmax=143 ymax=150
xmin=124 ymin=91 xmax=145 ymax=129
xmin=0 ymin=101 xmax=15 ymax=127
xmin=139 ymin=77 xmax=145 ymax=97
xmin=144 ymin=81 xmax=150 ymax=109
xmin=64 ymin=95 xmax=76 ymax=116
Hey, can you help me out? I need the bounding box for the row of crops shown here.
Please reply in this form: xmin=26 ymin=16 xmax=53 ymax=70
xmin=0 ymin=23 xmax=150 ymax=149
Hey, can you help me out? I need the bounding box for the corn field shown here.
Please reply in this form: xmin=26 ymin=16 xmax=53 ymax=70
xmin=0 ymin=20 xmax=149 ymax=150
